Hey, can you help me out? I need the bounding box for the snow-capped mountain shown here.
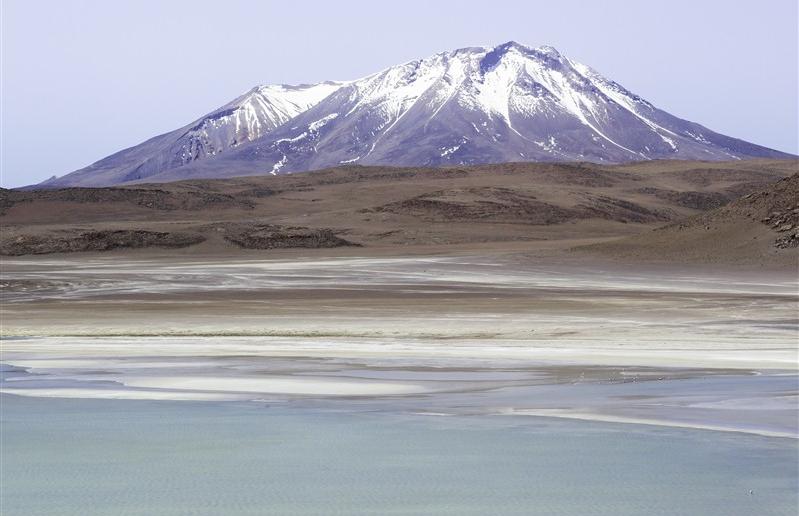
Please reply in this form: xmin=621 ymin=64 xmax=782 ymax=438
xmin=43 ymin=42 xmax=792 ymax=187
xmin=176 ymin=82 xmax=345 ymax=166
xmin=47 ymin=81 xmax=345 ymax=186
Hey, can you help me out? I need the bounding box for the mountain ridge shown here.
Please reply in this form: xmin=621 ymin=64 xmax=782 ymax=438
xmin=40 ymin=42 xmax=794 ymax=188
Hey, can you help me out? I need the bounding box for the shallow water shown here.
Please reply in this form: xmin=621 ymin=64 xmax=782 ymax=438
xmin=1 ymin=394 xmax=797 ymax=516
xmin=3 ymin=341 xmax=797 ymax=436
xmin=2 ymin=255 xmax=797 ymax=514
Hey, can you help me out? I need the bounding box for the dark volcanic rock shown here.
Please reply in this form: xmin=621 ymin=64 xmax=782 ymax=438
xmin=635 ymin=187 xmax=730 ymax=210
xmin=1 ymin=230 xmax=205 ymax=256
xmin=577 ymin=195 xmax=673 ymax=223
xmin=759 ymin=190 xmax=799 ymax=249
xmin=656 ymin=173 xmax=799 ymax=249
xmin=0 ymin=187 xmax=253 ymax=215
xmin=372 ymin=187 xmax=673 ymax=225
xmin=369 ymin=188 xmax=578 ymax=224
xmin=220 ymin=224 xmax=359 ymax=250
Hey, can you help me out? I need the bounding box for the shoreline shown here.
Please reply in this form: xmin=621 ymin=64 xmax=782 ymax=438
xmin=1 ymin=391 xmax=796 ymax=440
xmin=499 ymin=409 xmax=799 ymax=440
xmin=3 ymin=253 xmax=796 ymax=443
xmin=3 ymin=334 xmax=796 ymax=371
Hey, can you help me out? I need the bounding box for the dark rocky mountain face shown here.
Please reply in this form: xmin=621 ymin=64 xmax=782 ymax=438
xmin=42 ymin=42 xmax=793 ymax=187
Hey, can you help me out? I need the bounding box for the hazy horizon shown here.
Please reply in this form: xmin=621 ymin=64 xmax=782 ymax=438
xmin=2 ymin=0 xmax=797 ymax=187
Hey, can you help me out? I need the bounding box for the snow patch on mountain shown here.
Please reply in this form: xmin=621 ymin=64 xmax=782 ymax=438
xmin=308 ymin=113 xmax=339 ymax=132
xmin=180 ymin=81 xmax=345 ymax=163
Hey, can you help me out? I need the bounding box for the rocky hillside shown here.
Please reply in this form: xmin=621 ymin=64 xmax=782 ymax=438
xmin=581 ymin=172 xmax=799 ymax=265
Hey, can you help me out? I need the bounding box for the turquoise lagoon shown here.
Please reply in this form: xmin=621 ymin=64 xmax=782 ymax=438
xmin=2 ymin=394 xmax=796 ymax=516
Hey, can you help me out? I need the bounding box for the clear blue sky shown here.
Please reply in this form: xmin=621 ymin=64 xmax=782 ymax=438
xmin=2 ymin=0 xmax=797 ymax=187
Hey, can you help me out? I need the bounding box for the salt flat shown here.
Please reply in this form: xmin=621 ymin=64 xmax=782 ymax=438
xmin=2 ymin=253 xmax=797 ymax=437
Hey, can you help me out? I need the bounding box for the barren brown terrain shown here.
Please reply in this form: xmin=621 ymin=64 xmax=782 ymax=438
xmin=581 ymin=169 xmax=799 ymax=266
xmin=2 ymin=159 xmax=797 ymax=266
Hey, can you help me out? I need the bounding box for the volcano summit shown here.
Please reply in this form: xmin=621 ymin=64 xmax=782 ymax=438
xmin=44 ymin=41 xmax=792 ymax=187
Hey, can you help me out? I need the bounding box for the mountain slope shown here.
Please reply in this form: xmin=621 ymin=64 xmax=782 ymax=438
xmin=40 ymin=82 xmax=345 ymax=187
xmin=44 ymin=42 xmax=793 ymax=187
